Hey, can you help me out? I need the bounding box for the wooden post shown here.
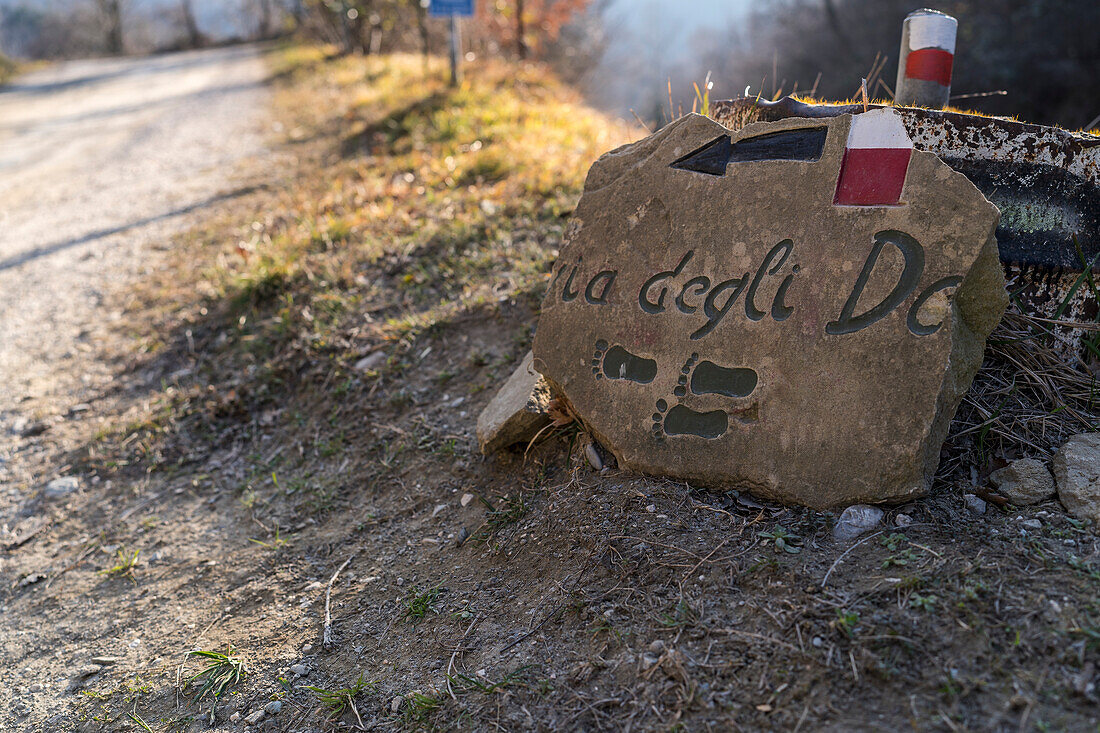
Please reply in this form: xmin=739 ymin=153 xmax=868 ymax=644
xmin=895 ymin=9 xmax=956 ymax=109
xmin=449 ymin=14 xmax=461 ymax=86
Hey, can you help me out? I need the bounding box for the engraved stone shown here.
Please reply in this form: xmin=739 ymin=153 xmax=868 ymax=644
xmin=532 ymin=111 xmax=1005 ymax=508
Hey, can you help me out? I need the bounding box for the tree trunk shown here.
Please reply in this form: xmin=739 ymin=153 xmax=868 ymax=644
xmin=516 ymin=0 xmax=527 ymax=59
xmin=414 ymin=0 xmax=430 ymax=64
xmin=98 ymin=0 xmax=124 ymax=55
xmin=181 ymin=0 xmax=203 ymax=48
xmin=257 ymin=0 xmax=273 ymax=40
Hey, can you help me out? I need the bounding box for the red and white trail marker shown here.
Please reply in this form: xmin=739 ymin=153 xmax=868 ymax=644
xmin=895 ymin=9 xmax=957 ymax=108
xmin=834 ymin=108 xmax=913 ymax=207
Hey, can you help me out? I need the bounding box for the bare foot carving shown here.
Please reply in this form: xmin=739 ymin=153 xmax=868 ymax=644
xmin=674 ymin=353 xmax=758 ymax=398
xmin=651 ymin=398 xmax=728 ymax=440
xmin=591 ymin=339 xmax=657 ymax=384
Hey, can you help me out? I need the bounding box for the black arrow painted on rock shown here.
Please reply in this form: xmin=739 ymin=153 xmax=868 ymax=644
xmin=671 ymin=126 xmax=829 ymax=176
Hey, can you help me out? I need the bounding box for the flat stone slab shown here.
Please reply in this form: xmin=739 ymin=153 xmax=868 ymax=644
xmin=533 ymin=110 xmax=1005 ymax=508
xmin=477 ymin=351 xmax=552 ymax=454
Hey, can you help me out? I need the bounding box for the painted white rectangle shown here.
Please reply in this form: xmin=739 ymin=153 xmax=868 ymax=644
xmin=846 ymin=108 xmax=914 ymax=151
xmin=908 ymin=14 xmax=957 ymax=53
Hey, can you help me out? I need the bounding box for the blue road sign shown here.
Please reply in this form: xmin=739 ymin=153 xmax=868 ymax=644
xmin=429 ymin=0 xmax=474 ymax=17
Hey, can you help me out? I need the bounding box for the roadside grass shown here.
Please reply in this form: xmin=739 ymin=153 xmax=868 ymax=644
xmin=305 ymin=672 xmax=375 ymax=725
xmin=98 ymin=546 xmax=140 ymax=582
xmin=402 ymin=584 xmax=443 ymax=624
xmin=0 ymin=53 xmax=16 ymax=85
xmin=86 ymin=43 xmax=634 ymax=480
xmin=185 ymin=649 xmax=247 ymax=720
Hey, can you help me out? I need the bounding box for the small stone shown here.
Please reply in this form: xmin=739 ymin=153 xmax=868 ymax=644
xmin=455 ymin=527 xmax=470 ymax=546
xmin=460 ymin=493 xmax=475 ymax=507
xmin=645 ymin=504 xmax=656 ymax=513
xmin=990 ymin=458 xmax=1055 ymax=505
xmin=301 ymin=644 xmax=313 ymax=654
xmin=648 ymin=639 xmax=665 ymax=653
xmin=641 ymin=653 xmax=659 ymax=669
xmin=43 ymin=476 xmax=80 ymax=499
xmin=20 ymin=421 xmax=49 ymax=438
xmin=244 ymin=709 xmax=265 ymax=725
xmin=390 ymin=696 xmax=404 ymax=713
xmin=1054 ymin=433 xmax=1100 ymax=526
xmin=1020 ymin=518 xmax=1042 ymax=530
xmin=28 ymin=683 xmax=43 ymax=693
xmin=432 ymin=503 xmax=447 ymax=518
xmin=894 ymin=513 xmax=913 ymax=527
xmin=584 ymin=442 xmax=603 ymax=471
xmin=354 ymin=351 xmax=386 ymax=373
xmin=812 ymin=636 xmax=823 ymax=648
xmin=89 ymin=656 xmax=119 ymax=666
xmin=75 ymin=665 xmax=102 ymax=679
xmin=264 ymin=701 xmax=283 ymax=715
xmin=476 ymin=351 xmax=552 ymax=454
xmin=289 ymin=664 xmax=308 ymax=677
xmin=229 ymin=712 xmax=241 ymax=723
xmin=964 ymin=494 xmax=987 ymax=515
xmin=833 ymin=505 xmax=884 ymax=542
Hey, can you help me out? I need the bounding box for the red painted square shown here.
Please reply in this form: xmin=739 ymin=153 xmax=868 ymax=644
xmin=833 ymin=147 xmax=912 ymax=206
xmin=905 ymin=48 xmax=954 ymax=87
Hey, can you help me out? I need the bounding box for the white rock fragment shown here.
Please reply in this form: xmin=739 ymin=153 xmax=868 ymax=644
xmin=584 ymin=442 xmax=603 ymax=471
xmin=43 ymin=477 xmax=80 ymax=499
xmin=354 ymin=350 xmax=386 ymax=373
xmin=833 ymin=505 xmax=884 ymax=542
xmin=1053 ymin=433 xmax=1100 ymax=526
xmin=990 ymin=458 xmax=1055 ymax=505
xmin=964 ymin=494 xmax=987 ymax=515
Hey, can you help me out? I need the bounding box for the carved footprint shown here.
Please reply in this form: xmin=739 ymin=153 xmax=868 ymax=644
xmin=591 ymin=339 xmax=657 ymax=383
xmin=651 ymin=398 xmax=728 ymax=440
xmin=674 ymin=353 xmax=758 ymax=398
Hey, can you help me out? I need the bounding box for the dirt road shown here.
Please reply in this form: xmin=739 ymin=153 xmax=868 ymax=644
xmin=0 ymin=46 xmax=270 ymax=730
xmin=0 ymin=45 xmax=269 ymax=412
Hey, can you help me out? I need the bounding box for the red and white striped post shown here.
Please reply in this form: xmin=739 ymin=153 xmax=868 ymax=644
xmin=894 ymin=9 xmax=957 ymax=109
xmin=834 ymin=108 xmax=914 ymax=206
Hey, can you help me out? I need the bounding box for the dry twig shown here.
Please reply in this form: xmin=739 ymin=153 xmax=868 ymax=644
xmin=323 ymin=556 xmax=354 ymax=648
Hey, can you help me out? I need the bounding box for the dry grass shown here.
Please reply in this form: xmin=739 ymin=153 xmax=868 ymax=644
xmin=942 ymin=304 xmax=1100 ymax=485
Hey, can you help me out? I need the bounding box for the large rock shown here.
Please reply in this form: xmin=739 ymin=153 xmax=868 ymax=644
xmin=1053 ymin=433 xmax=1100 ymax=526
xmin=477 ymin=351 xmax=552 ymax=454
xmin=532 ymin=110 xmax=1005 ymax=509
xmin=989 ymin=457 xmax=1055 ymax=505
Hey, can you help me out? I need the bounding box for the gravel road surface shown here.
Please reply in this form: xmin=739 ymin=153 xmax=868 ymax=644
xmin=0 ymin=45 xmax=270 ymax=413
xmin=0 ymin=46 xmax=270 ymax=729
